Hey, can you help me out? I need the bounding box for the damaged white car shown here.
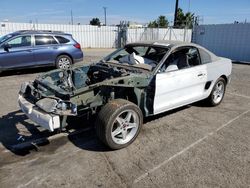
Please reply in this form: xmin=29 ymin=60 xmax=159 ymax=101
xmin=18 ymin=41 xmax=232 ymax=149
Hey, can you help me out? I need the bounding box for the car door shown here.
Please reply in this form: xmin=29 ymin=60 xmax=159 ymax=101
xmin=33 ymin=35 xmax=59 ymax=65
xmin=0 ymin=35 xmax=34 ymax=69
xmin=153 ymin=47 xmax=207 ymax=115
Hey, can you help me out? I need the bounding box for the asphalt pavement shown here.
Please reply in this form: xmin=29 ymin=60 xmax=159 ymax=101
xmin=0 ymin=49 xmax=249 ymax=188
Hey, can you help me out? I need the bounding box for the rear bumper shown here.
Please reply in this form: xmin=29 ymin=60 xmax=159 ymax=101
xmin=74 ymin=57 xmax=83 ymax=63
xmin=73 ymin=51 xmax=84 ymax=64
xmin=18 ymin=95 xmax=60 ymax=132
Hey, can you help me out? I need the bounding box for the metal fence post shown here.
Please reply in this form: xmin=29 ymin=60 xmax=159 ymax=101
xmin=184 ymin=27 xmax=187 ymax=42
xmin=169 ymin=26 xmax=172 ymax=40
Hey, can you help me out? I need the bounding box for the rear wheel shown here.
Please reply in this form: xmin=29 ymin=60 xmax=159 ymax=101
xmin=56 ymin=55 xmax=72 ymax=69
xmin=206 ymin=77 xmax=226 ymax=106
xmin=95 ymin=99 xmax=143 ymax=150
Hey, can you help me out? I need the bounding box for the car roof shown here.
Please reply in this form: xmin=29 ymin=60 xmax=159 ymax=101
xmin=126 ymin=40 xmax=201 ymax=49
xmin=11 ymin=30 xmax=71 ymax=36
xmin=126 ymin=40 xmax=219 ymax=61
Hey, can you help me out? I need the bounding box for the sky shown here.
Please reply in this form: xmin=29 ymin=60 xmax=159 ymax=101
xmin=0 ymin=0 xmax=250 ymax=25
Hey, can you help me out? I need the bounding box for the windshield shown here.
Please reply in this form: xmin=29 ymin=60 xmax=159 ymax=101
xmin=0 ymin=33 xmax=14 ymax=44
xmin=103 ymin=45 xmax=169 ymax=71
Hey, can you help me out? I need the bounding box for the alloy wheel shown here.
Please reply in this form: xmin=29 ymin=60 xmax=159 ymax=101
xmin=212 ymin=81 xmax=225 ymax=104
xmin=58 ymin=57 xmax=71 ymax=69
xmin=111 ymin=110 xmax=139 ymax=145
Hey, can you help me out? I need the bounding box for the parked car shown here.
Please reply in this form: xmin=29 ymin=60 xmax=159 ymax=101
xmin=18 ymin=40 xmax=232 ymax=149
xmin=0 ymin=30 xmax=83 ymax=72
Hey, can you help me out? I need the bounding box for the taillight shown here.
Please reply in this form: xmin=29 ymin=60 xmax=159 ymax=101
xmin=74 ymin=43 xmax=81 ymax=49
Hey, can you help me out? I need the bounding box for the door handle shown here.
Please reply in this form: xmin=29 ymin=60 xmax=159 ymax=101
xmin=197 ymin=73 xmax=206 ymax=77
xmin=26 ymin=49 xmax=33 ymax=52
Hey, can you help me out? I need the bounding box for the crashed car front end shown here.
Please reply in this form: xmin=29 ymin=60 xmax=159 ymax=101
xmin=18 ymin=63 xmax=151 ymax=132
xmin=18 ymin=95 xmax=61 ymax=132
xmin=18 ymin=81 xmax=78 ymax=132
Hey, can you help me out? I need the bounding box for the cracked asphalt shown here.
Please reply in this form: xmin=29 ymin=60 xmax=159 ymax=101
xmin=0 ymin=49 xmax=249 ymax=188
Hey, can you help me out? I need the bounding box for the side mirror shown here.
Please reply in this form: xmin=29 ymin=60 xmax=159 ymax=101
xmin=3 ymin=43 xmax=11 ymax=52
xmin=165 ymin=64 xmax=178 ymax=72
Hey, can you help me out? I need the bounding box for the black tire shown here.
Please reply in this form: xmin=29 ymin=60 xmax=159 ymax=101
xmin=56 ymin=55 xmax=72 ymax=69
xmin=95 ymin=99 xmax=143 ymax=150
xmin=206 ymin=77 xmax=226 ymax=106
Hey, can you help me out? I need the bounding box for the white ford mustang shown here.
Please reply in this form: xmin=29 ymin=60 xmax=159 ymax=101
xmin=18 ymin=40 xmax=232 ymax=149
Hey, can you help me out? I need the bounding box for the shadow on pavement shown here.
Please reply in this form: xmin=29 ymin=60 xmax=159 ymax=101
xmin=0 ymin=110 xmax=52 ymax=155
xmin=68 ymin=106 xmax=192 ymax=152
xmin=67 ymin=129 xmax=110 ymax=152
xmin=144 ymin=105 xmax=191 ymax=123
xmin=66 ymin=116 xmax=110 ymax=152
xmin=0 ymin=102 xmax=209 ymax=156
xmin=0 ymin=110 xmax=109 ymax=155
xmin=0 ymin=67 xmax=54 ymax=77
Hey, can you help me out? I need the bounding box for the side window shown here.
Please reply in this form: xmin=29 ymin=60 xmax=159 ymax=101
xmin=199 ymin=48 xmax=212 ymax=64
xmin=55 ymin=36 xmax=70 ymax=44
xmin=7 ymin=36 xmax=31 ymax=48
xmin=146 ymin=47 xmax=169 ymax=62
xmin=160 ymin=47 xmax=201 ymax=72
xmin=161 ymin=48 xmax=189 ymax=72
xmin=35 ymin=35 xmax=58 ymax=46
xmin=186 ymin=47 xmax=201 ymax=67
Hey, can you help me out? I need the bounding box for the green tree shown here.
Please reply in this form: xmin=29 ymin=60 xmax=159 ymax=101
xmin=157 ymin=15 xmax=169 ymax=28
xmin=90 ymin=18 xmax=101 ymax=26
xmin=148 ymin=15 xmax=169 ymax=28
xmin=185 ymin=12 xmax=195 ymax=28
xmin=175 ymin=8 xmax=195 ymax=29
xmin=148 ymin=21 xmax=158 ymax=28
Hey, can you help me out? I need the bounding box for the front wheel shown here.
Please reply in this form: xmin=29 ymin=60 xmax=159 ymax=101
xmin=56 ymin=55 xmax=72 ymax=69
xmin=95 ymin=99 xmax=143 ymax=150
xmin=206 ymin=78 xmax=226 ymax=106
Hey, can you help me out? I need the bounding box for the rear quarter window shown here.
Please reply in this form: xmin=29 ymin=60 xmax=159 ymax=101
xmin=199 ymin=48 xmax=212 ymax=64
xmin=55 ymin=36 xmax=70 ymax=44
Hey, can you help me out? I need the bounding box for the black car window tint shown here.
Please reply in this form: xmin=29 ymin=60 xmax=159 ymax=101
xmin=35 ymin=35 xmax=58 ymax=45
xmin=55 ymin=36 xmax=70 ymax=44
xmin=51 ymin=36 xmax=58 ymax=44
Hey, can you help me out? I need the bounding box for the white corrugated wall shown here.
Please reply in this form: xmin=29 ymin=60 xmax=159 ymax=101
xmin=127 ymin=28 xmax=192 ymax=43
xmin=0 ymin=22 xmax=118 ymax=48
xmin=192 ymin=23 xmax=250 ymax=62
xmin=0 ymin=22 xmax=192 ymax=48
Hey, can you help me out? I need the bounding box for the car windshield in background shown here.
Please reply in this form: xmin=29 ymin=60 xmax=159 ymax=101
xmin=104 ymin=45 xmax=169 ymax=70
xmin=0 ymin=34 xmax=14 ymax=44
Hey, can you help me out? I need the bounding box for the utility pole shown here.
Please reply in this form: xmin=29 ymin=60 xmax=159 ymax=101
xmin=103 ymin=7 xmax=107 ymax=26
xmin=71 ymin=10 xmax=74 ymax=25
xmin=188 ymin=0 xmax=191 ymax=12
xmin=174 ymin=0 xmax=179 ymax=27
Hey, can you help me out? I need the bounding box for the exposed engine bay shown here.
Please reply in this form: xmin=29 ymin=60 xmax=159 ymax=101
xmin=39 ymin=62 xmax=149 ymax=93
